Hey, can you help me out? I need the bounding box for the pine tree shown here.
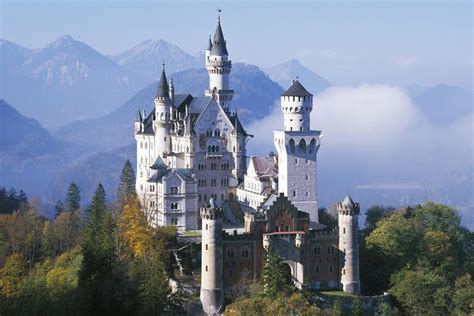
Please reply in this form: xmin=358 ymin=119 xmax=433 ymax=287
xmin=263 ymin=246 xmax=291 ymax=299
xmin=54 ymin=200 xmax=65 ymax=218
xmin=79 ymin=183 xmax=120 ymax=314
xmin=116 ymin=160 xmax=136 ymax=204
xmin=65 ymin=182 xmax=81 ymax=212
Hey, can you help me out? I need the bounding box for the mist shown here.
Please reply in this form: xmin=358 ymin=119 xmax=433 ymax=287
xmin=246 ymin=85 xmax=473 ymax=227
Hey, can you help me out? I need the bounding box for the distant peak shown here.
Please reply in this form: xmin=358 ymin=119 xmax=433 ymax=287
xmin=58 ymin=34 xmax=74 ymax=41
xmin=288 ymin=58 xmax=301 ymax=65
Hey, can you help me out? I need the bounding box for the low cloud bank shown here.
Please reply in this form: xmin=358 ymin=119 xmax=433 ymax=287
xmin=246 ymin=85 xmax=473 ymax=226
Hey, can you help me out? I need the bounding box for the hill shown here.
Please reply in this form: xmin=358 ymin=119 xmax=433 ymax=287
xmin=264 ymin=59 xmax=331 ymax=94
xmin=112 ymin=39 xmax=201 ymax=82
xmin=55 ymin=63 xmax=283 ymax=151
xmin=0 ymin=99 xmax=82 ymax=198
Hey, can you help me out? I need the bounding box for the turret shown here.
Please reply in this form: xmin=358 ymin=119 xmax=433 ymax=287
xmin=205 ymin=13 xmax=234 ymax=112
xmin=134 ymin=108 xmax=143 ymax=133
xmin=281 ymin=80 xmax=313 ymax=132
xmin=154 ymin=64 xmax=172 ymax=158
xmin=169 ymin=77 xmax=175 ymax=106
xmin=337 ymin=194 xmax=361 ymax=295
xmin=200 ymin=198 xmax=224 ymax=314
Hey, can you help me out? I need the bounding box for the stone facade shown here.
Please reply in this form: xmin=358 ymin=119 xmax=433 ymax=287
xmin=134 ymin=17 xmax=248 ymax=231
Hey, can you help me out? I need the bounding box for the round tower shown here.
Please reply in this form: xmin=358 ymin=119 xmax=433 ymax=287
xmin=154 ymin=64 xmax=172 ymax=158
xmin=280 ymin=80 xmax=313 ymax=132
xmin=205 ymin=13 xmax=234 ymax=112
xmin=200 ymin=198 xmax=224 ymax=314
xmin=337 ymin=194 xmax=360 ymax=295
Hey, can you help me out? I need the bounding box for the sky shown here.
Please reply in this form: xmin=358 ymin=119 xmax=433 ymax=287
xmin=1 ymin=0 xmax=472 ymax=88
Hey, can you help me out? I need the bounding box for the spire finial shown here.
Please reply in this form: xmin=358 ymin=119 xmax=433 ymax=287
xmin=217 ymin=8 xmax=222 ymax=22
xmin=162 ymin=62 xmax=165 ymax=71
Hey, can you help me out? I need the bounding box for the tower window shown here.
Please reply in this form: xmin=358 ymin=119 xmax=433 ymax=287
xmin=343 ymin=228 xmax=346 ymax=234
xmin=343 ymin=269 xmax=346 ymax=275
xmin=206 ymin=244 xmax=208 ymax=250
xmin=314 ymin=246 xmax=321 ymax=255
xmin=206 ymin=265 xmax=208 ymax=272
xmin=316 ymin=266 xmax=319 ymax=273
xmin=293 ymin=190 xmax=296 ymax=197
xmin=329 ymin=265 xmax=333 ymax=273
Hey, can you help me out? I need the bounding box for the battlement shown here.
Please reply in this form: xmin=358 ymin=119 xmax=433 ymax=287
xmin=337 ymin=202 xmax=360 ymax=216
xmin=223 ymin=230 xmax=256 ymax=241
xmin=200 ymin=205 xmax=224 ymax=220
xmin=309 ymin=228 xmax=339 ymax=238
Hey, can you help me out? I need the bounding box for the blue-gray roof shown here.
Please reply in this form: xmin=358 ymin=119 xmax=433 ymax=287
xmin=282 ymin=80 xmax=313 ymax=97
xmin=210 ymin=20 xmax=228 ymax=56
xmin=156 ymin=66 xmax=169 ymax=98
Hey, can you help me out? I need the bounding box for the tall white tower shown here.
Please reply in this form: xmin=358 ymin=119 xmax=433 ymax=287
xmin=153 ymin=64 xmax=172 ymax=159
xmin=337 ymin=194 xmax=361 ymax=295
xmin=200 ymin=198 xmax=224 ymax=314
xmin=205 ymin=14 xmax=233 ymax=112
xmin=273 ymin=80 xmax=321 ymax=226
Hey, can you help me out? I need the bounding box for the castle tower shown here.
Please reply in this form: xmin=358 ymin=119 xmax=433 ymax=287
xmin=337 ymin=194 xmax=361 ymax=295
xmin=230 ymin=112 xmax=248 ymax=182
xmin=153 ymin=64 xmax=172 ymax=158
xmin=205 ymin=13 xmax=234 ymax=112
xmin=273 ymin=80 xmax=321 ymax=226
xmin=200 ymin=198 xmax=224 ymax=314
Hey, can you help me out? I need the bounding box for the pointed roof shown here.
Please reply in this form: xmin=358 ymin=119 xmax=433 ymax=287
xmin=342 ymin=194 xmax=355 ymax=207
xmin=135 ymin=109 xmax=142 ymax=122
xmin=282 ymin=80 xmax=313 ymax=97
xmin=156 ymin=64 xmax=169 ymax=98
xmin=211 ymin=18 xmax=228 ymax=56
xmin=150 ymin=156 xmax=168 ymax=170
xmin=231 ymin=112 xmax=248 ymax=136
xmin=207 ymin=35 xmax=213 ymax=51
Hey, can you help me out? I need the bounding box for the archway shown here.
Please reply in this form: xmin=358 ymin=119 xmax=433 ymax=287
xmin=282 ymin=263 xmax=292 ymax=285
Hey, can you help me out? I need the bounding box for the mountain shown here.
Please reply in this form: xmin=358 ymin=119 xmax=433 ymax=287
xmin=413 ymin=84 xmax=472 ymax=125
xmin=55 ymin=63 xmax=284 ymax=151
xmin=46 ymin=144 xmax=136 ymax=209
xmin=112 ymin=39 xmax=201 ymax=82
xmin=0 ymin=36 xmax=148 ymax=128
xmin=264 ymin=59 xmax=331 ymax=94
xmin=0 ymin=99 xmax=82 ymax=198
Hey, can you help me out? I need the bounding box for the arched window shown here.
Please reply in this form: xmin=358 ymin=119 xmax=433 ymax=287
xmin=216 ymin=146 xmax=219 ymax=153
xmin=289 ymin=139 xmax=296 ymax=153
xmin=208 ymin=146 xmax=211 ymax=153
xmin=309 ymin=138 xmax=316 ymax=154
xmin=299 ymin=139 xmax=306 ymax=153
xmin=215 ymin=129 xmax=220 ymax=137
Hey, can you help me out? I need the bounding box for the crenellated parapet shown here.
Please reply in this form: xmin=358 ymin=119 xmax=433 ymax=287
xmin=200 ymin=202 xmax=223 ymax=220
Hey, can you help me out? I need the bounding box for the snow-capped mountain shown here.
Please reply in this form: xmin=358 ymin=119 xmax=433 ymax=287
xmin=112 ymin=39 xmax=201 ymax=82
xmin=0 ymin=35 xmax=148 ymax=128
xmin=264 ymin=59 xmax=331 ymax=95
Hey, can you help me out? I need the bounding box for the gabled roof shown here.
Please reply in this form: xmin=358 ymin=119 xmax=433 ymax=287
xmin=210 ymin=19 xmax=228 ymax=56
xmin=251 ymin=156 xmax=278 ymax=178
xmin=282 ymin=80 xmax=313 ymax=97
xmin=156 ymin=65 xmax=169 ymax=98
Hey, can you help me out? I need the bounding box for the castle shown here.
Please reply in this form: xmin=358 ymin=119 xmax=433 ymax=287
xmin=133 ymin=15 xmax=360 ymax=315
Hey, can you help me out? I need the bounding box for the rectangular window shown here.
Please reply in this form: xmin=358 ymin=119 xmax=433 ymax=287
xmin=205 ymin=265 xmax=208 ymax=272
xmin=206 ymin=244 xmax=208 ymax=250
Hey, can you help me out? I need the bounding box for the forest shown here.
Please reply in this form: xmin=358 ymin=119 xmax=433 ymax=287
xmin=0 ymin=160 xmax=473 ymax=315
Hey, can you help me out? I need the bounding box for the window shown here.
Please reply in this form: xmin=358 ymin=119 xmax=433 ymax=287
xmin=343 ymin=228 xmax=346 ymax=234
xmin=221 ymin=178 xmax=229 ymax=186
xmin=314 ymin=246 xmax=321 ymax=255
xmin=241 ymin=249 xmax=249 ymax=258
xmin=227 ymin=249 xmax=234 ymax=258
xmin=170 ymin=187 xmax=179 ymax=194
xmin=316 ymin=266 xmax=319 ymax=273
xmin=171 ymin=203 xmax=178 ymax=210
xmin=329 ymin=265 xmax=333 ymax=273
xmin=140 ymin=142 xmax=143 ymax=149
xmin=295 ymin=158 xmax=298 ymax=164
xmin=305 ymin=175 xmax=309 ymax=180
xmin=150 ymin=185 xmax=155 ymax=192
xmin=211 ymin=163 xmax=217 ymax=170
xmin=205 ymin=224 xmax=208 ymax=230
xmin=206 ymin=244 xmax=208 ymax=250
xmin=211 ymin=179 xmax=217 ymax=187
xmin=289 ymin=139 xmax=296 ymax=153
xmin=293 ymin=190 xmax=296 ymax=197
xmin=206 ymin=265 xmax=208 ymax=272
xmin=328 ymin=246 xmax=335 ymax=255
xmin=343 ymin=269 xmax=345 ymax=275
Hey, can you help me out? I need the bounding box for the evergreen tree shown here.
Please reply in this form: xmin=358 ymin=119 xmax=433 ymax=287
xmin=79 ymin=183 xmax=122 ymax=314
xmin=54 ymin=200 xmax=65 ymax=218
xmin=65 ymin=182 xmax=81 ymax=212
xmin=116 ymin=160 xmax=136 ymax=204
xmin=263 ymin=246 xmax=291 ymax=299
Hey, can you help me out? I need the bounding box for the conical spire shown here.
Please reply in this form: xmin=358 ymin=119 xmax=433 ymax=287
xmin=207 ymin=35 xmax=213 ymax=51
xmin=342 ymin=194 xmax=355 ymax=207
xmin=135 ymin=108 xmax=142 ymax=122
xmin=156 ymin=63 xmax=169 ymax=98
xmin=211 ymin=15 xmax=228 ymax=56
